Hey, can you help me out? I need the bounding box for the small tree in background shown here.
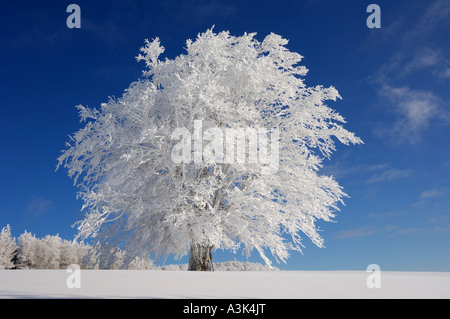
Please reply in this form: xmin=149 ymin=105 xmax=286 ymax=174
xmin=12 ymin=229 xmax=91 ymax=269
xmin=16 ymin=231 xmax=38 ymax=269
xmin=57 ymin=28 xmax=362 ymax=270
xmin=0 ymin=225 xmax=16 ymax=269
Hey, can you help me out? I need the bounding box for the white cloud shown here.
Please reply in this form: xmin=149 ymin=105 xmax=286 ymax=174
xmin=368 ymin=0 xmax=450 ymax=144
xmin=411 ymin=188 xmax=447 ymax=207
xmin=336 ymin=227 xmax=376 ymax=239
xmin=320 ymin=161 xmax=389 ymax=179
xmin=403 ymin=0 xmax=450 ymax=41
xmin=395 ymin=228 xmax=421 ymax=235
xmin=436 ymin=68 xmax=450 ymax=79
xmin=366 ymin=167 xmax=411 ymax=183
xmin=336 ymin=220 xmax=450 ymax=240
xmin=402 ymin=49 xmax=442 ymax=75
xmin=376 ymin=84 xmax=444 ymax=144
xmin=27 ymin=197 xmax=54 ymax=217
xmin=321 ymin=161 xmax=411 ymax=184
xmin=420 ymin=188 xmax=447 ymax=199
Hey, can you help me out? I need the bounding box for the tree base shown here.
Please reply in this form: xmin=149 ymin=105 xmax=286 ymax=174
xmin=188 ymin=243 xmax=214 ymax=271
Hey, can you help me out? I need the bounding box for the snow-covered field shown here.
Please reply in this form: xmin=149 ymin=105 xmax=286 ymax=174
xmin=1 ymin=270 xmax=449 ymax=299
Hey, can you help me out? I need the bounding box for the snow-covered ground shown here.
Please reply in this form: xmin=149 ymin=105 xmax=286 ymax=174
xmin=1 ymin=270 xmax=449 ymax=299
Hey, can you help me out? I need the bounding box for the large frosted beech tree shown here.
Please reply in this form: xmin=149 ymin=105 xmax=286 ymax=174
xmin=57 ymin=28 xmax=362 ymax=270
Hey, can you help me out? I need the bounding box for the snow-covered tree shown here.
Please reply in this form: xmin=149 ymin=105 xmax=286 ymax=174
xmin=16 ymin=231 xmax=38 ymax=269
xmin=60 ymin=239 xmax=76 ymax=268
xmin=37 ymin=235 xmax=62 ymax=269
xmin=0 ymin=225 xmax=17 ymax=269
xmin=15 ymin=231 xmax=92 ymax=269
xmin=57 ymin=28 xmax=362 ymax=270
xmin=60 ymin=239 xmax=90 ymax=269
xmin=128 ymin=256 xmax=154 ymax=270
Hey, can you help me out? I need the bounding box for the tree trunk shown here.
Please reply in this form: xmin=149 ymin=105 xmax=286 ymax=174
xmin=188 ymin=243 xmax=214 ymax=271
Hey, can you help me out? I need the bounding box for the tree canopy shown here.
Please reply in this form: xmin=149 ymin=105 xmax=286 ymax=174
xmin=57 ymin=28 xmax=362 ymax=269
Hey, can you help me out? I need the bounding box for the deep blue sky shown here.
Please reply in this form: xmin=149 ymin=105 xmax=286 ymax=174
xmin=1 ymin=0 xmax=449 ymax=271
